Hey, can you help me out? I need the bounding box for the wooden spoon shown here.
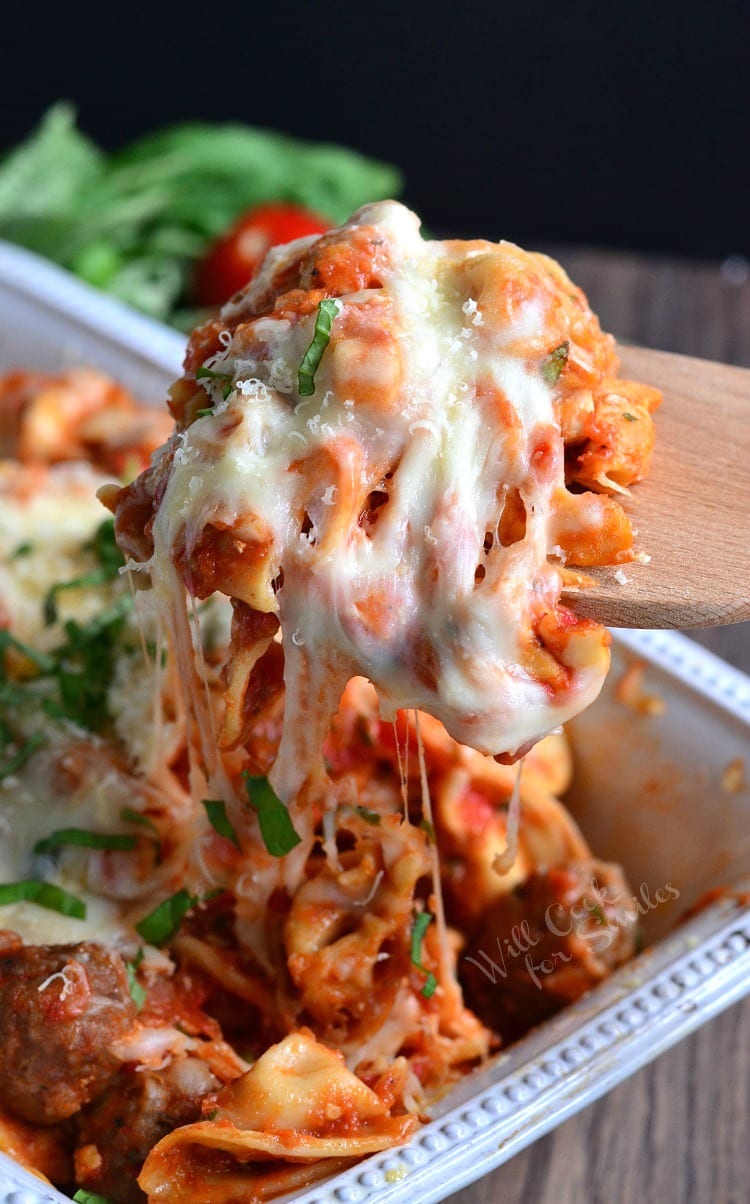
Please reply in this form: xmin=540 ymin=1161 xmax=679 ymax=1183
xmin=561 ymin=344 xmax=750 ymax=629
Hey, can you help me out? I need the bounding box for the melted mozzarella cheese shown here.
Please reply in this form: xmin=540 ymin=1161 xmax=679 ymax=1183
xmin=148 ymin=202 xmax=610 ymax=803
xmin=0 ymin=473 xmax=201 ymax=947
xmin=0 ymin=462 xmax=113 ymax=648
xmin=0 ymin=724 xmax=134 ymax=946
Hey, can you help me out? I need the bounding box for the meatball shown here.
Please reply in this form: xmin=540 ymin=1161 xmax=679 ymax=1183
xmin=0 ymin=929 xmax=23 ymax=956
xmin=0 ymin=940 xmax=137 ymax=1124
xmin=75 ymin=1057 xmax=219 ymax=1204
xmin=462 ymin=859 xmax=637 ymax=1042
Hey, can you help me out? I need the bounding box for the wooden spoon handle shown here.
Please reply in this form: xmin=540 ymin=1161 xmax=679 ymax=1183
xmin=561 ymin=344 xmax=750 ymax=629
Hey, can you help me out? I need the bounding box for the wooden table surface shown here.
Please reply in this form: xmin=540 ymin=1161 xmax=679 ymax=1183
xmin=448 ymin=249 xmax=750 ymax=1204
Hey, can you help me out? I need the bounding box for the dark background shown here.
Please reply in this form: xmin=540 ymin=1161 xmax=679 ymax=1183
xmin=2 ymin=0 xmax=747 ymax=258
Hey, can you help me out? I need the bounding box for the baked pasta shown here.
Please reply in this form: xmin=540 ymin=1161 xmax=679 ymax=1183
xmin=0 ymin=203 xmax=658 ymax=1203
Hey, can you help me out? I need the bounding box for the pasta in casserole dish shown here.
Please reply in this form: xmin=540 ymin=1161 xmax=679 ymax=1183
xmin=0 ymin=202 xmax=659 ymax=1203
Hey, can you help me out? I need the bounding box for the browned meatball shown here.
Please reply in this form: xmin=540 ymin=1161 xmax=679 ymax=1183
xmin=0 ymin=929 xmax=23 ymax=956
xmin=74 ymin=1057 xmax=219 ymax=1204
xmin=462 ymin=859 xmax=637 ymax=1042
xmin=0 ymin=941 xmax=137 ymax=1124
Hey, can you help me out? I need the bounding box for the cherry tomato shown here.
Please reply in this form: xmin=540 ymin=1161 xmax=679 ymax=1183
xmin=193 ymin=203 xmax=331 ymax=306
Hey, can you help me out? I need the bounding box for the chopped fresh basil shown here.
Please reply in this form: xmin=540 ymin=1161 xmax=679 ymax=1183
xmin=196 ymin=365 xmax=232 ymax=400
xmin=242 ymin=771 xmax=301 ymax=857
xmin=354 ymin=804 xmax=381 ymax=826
xmin=411 ymin=911 xmax=432 ymax=960
xmin=0 ymin=731 xmax=45 ymax=780
xmin=419 ymin=817 xmax=436 ymax=844
xmin=90 ymin=518 xmax=123 ymax=573
xmin=202 ymin=798 xmax=240 ymax=849
xmin=2 ymin=554 xmax=133 ymax=736
xmin=410 ymin=910 xmax=437 ymax=998
xmin=121 ymin=807 xmax=160 ymax=839
xmin=43 ymin=519 xmax=125 ymax=625
xmin=125 ymin=947 xmax=146 ymax=1011
xmin=43 ymin=593 xmax=133 ymax=731
xmin=43 ymin=568 xmax=112 ymax=626
xmin=623 ymin=412 xmax=637 ymax=421
xmin=11 ymin=542 xmax=33 ymax=558
xmin=0 ymin=628 xmax=57 ymax=674
xmin=33 ymin=828 xmax=137 ymax=856
xmin=0 ymin=879 xmax=86 ymax=919
xmin=298 ymin=298 xmax=341 ymax=396
xmin=540 ymin=341 xmax=569 ymax=386
xmin=73 ymin=1190 xmax=113 ymax=1204
xmin=135 ymin=888 xmax=198 ymax=945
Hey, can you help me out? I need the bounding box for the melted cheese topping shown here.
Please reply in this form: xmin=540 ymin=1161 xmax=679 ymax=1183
xmin=0 ymin=466 xmax=205 ymax=946
xmin=0 ymin=462 xmax=113 ymax=647
xmin=146 ymin=202 xmax=610 ymax=802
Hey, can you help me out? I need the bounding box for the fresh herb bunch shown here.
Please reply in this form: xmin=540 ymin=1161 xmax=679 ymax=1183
xmin=0 ymin=105 xmax=402 ymax=327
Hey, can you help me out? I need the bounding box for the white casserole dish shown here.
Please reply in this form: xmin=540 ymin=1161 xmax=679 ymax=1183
xmin=0 ymin=241 xmax=748 ymax=1204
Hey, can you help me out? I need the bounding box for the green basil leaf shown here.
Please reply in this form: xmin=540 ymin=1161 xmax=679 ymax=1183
xmin=196 ymin=365 xmax=231 ymax=384
xmin=135 ymin=888 xmax=197 ymax=945
xmin=73 ymin=1190 xmax=114 ymax=1203
xmin=410 ymin=910 xmax=432 ymax=962
xmin=410 ymin=909 xmax=437 ymax=998
xmin=196 ymin=365 xmax=233 ymax=401
xmin=540 ymin=341 xmax=569 ymax=386
xmin=45 ymin=593 xmax=133 ymax=732
xmin=34 ymin=828 xmax=137 ymax=856
xmin=0 ymin=879 xmax=86 ymax=918
xmin=298 ymin=299 xmax=341 ymax=397
xmin=242 ymin=771 xmax=301 ymax=857
xmin=354 ymin=805 xmax=381 ymax=826
xmin=0 ymin=104 xmax=103 ymax=230
xmin=421 ymin=971 xmax=437 ymax=999
xmin=120 ymin=807 xmax=160 ymax=839
xmin=419 ymin=817 xmax=436 ymax=844
xmin=125 ymin=948 xmax=147 ymax=1011
xmin=89 ymin=518 xmax=125 ymax=574
xmin=0 ymin=629 xmax=57 ymax=674
xmin=43 ymin=567 xmax=120 ymax=626
xmin=202 ymin=798 xmax=240 ymax=849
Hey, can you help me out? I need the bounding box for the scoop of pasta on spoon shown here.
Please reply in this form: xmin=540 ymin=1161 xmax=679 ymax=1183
xmin=108 ymin=200 xmax=748 ymax=784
